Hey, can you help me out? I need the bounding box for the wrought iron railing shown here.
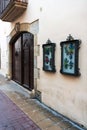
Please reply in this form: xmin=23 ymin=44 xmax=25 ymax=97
xmin=0 ymin=0 xmax=28 ymax=14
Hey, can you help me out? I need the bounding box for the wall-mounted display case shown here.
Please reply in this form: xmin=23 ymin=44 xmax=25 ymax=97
xmin=42 ymin=40 xmax=56 ymax=72
xmin=60 ymin=36 xmax=81 ymax=76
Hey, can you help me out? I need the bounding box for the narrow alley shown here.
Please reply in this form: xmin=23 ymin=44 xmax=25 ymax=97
xmin=0 ymin=74 xmax=85 ymax=130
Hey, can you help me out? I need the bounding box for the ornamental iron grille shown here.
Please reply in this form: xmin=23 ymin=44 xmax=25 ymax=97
xmin=60 ymin=35 xmax=81 ymax=76
xmin=42 ymin=39 xmax=56 ymax=72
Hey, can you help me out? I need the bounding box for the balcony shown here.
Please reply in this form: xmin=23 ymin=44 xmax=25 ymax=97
xmin=0 ymin=0 xmax=28 ymax=22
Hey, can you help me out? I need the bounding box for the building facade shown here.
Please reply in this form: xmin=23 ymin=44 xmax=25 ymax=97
xmin=0 ymin=0 xmax=87 ymax=128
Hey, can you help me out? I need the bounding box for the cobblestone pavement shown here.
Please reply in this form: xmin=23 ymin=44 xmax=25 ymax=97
xmin=0 ymin=74 xmax=86 ymax=130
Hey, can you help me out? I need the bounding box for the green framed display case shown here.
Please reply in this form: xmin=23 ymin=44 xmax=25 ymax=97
xmin=42 ymin=40 xmax=56 ymax=72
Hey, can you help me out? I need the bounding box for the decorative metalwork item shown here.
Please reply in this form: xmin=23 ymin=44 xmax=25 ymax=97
xmin=15 ymin=22 xmax=20 ymax=32
xmin=60 ymin=35 xmax=81 ymax=76
xmin=42 ymin=39 xmax=56 ymax=72
xmin=15 ymin=51 xmax=18 ymax=56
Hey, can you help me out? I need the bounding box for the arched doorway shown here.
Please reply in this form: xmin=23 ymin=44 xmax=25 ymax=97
xmin=12 ymin=32 xmax=34 ymax=91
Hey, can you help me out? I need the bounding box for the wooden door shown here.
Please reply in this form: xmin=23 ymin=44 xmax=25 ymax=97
xmin=23 ymin=33 xmax=34 ymax=90
xmin=12 ymin=32 xmax=34 ymax=90
xmin=12 ymin=37 xmax=22 ymax=84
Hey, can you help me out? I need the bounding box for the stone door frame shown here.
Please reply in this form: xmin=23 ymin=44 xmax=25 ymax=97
xmin=7 ymin=21 xmax=39 ymax=95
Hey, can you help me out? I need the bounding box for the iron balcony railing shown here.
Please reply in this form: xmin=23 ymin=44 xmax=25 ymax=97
xmin=0 ymin=0 xmax=28 ymax=14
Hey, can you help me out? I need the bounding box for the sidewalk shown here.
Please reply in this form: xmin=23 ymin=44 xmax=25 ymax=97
xmin=0 ymin=74 xmax=86 ymax=130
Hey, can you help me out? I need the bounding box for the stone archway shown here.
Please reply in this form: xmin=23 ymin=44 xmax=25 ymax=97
xmin=7 ymin=21 xmax=39 ymax=93
xmin=8 ymin=23 xmax=31 ymax=79
xmin=12 ymin=32 xmax=34 ymax=91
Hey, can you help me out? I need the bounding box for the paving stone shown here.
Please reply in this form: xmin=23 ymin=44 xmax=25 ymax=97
xmin=50 ymin=115 xmax=63 ymax=123
xmin=45 ymin=125 xmax=63 ymax=130
xmin=37 ymin=118 xmax=55 ymax=129
xmin=41 ymin=109 xmax=55 ymax=118
xmin=23 ymin=105 xmax=38 ymax=112
xmin=30 ymin=110 xmax=47 ymax=123
xmin=58 ymin=120 xmax=72 ymax=129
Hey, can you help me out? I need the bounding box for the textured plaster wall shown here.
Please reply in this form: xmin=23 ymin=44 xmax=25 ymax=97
xmin=0 ymin=0 xmax=87 ymax=128
xmin=37 ymin=0 xmax=87 ymax=128
xmin=0 ymin=20 xmax=11 ymax=76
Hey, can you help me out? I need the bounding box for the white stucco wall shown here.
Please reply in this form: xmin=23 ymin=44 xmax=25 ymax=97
xmin=37 ymin=0 xmax=87 ymax=127
xmin=0 ymin=20 xmax=11 ymax=76
xmin=0 ymin=0 xmax=87 ymax=128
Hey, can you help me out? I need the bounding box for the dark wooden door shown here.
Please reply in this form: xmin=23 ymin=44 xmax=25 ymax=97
xmin=22 ymin=33 xmax=34 ymax=90
xmin=12 ymin=37 xmax=22 ymax=84
xmin=12 ymin=32 xmax=34 ymax=90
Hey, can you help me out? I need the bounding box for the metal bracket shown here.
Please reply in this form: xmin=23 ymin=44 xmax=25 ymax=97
xmin=66 ymin=34 xmax=74 ymax=41
xmin=46 ymin=39 xmax=52 ymax=44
